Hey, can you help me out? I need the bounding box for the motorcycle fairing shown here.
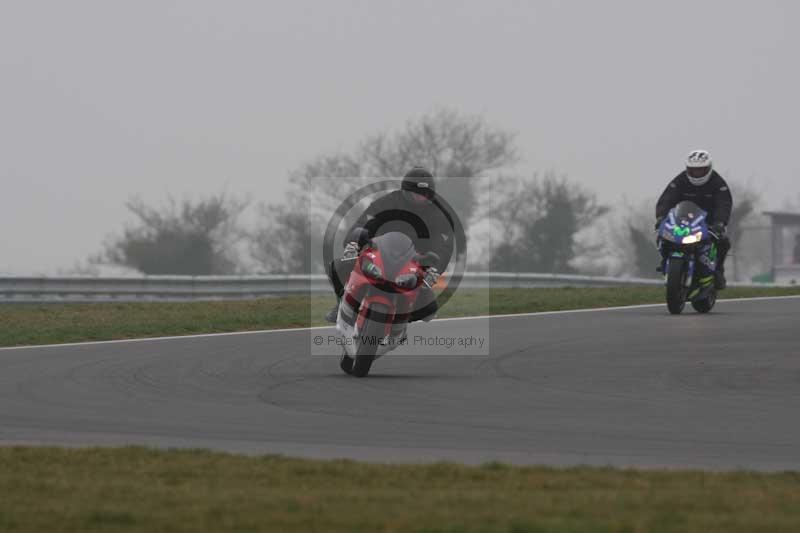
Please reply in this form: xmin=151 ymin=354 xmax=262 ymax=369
xmin=335 ymin=231 xmax=426 ymax=359
xmin=659 ymin=202 xmax=717 ymax=301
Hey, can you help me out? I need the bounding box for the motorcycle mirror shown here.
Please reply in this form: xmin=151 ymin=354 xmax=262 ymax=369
xmin=414 ymin=251 xmax=440 ymax=268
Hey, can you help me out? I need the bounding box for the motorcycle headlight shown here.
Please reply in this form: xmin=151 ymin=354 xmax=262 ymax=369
xmin=394 ymin=273 xmax=418 ymax=289
xmin=362 ymin=261 xmax=383 ymax=280
xmin=681 ymin=231 xmax=703 ymax=245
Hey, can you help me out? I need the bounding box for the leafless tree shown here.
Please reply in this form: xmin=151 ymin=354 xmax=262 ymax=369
xmin=96 ymin=193 xmax=247 ymax=275
xmin=485 ymin=173 xmax=608 ymax=273
xmin=250 ymin=108 xmax=518 ymax=273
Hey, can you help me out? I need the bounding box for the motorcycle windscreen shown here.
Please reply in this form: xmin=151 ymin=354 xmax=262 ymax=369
xmin=672 ymin=201 xmax=707 ymax=225
xmin=370 ymin=232 xmax=416 ymax=280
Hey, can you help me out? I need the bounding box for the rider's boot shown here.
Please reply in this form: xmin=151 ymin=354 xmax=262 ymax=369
xmin=325 ymin=298 xmax=341 ymax=324
xmin=656 ymin=254 xmax=666 ymax=274
xmin=715 ymin=268 xmax=727 ymax=290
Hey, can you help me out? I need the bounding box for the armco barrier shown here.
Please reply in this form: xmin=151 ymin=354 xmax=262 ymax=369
xmin=0 ymin=273 xmax=777 ymax=303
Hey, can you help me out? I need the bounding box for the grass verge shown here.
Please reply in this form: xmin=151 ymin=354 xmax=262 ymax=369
xmin=2 ymin=286 xmax=799 ymax=348
xmin=1 ymin=446 xmax=799 ymax=533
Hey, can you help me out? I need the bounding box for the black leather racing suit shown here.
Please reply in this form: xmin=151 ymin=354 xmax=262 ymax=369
xmin=655 ymin=170 xmax=733 ymax=272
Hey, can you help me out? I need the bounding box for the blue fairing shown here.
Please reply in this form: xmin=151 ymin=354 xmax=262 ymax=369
xmin=658 ymin=202 xmax=710 ymax=245
xmin=658 ymin=201 xmax=717 ymax=282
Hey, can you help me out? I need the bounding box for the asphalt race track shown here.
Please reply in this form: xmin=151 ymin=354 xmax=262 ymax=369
xmin=2 ymin=296 xmax=799 ymax=470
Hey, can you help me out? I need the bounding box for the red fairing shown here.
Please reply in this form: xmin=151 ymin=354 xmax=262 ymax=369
xmin=344 ymin=245 xmax=424 ymax=334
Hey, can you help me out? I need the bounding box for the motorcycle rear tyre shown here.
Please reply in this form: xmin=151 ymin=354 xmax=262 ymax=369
xmin=691 ymin=287 xmax=717 ymax=313
xmin=339 ymin=350 xmax=354 ymax=375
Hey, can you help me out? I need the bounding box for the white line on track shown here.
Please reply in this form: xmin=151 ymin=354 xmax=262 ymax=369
xmin=2 ymin=294 xmax=799 ymax=352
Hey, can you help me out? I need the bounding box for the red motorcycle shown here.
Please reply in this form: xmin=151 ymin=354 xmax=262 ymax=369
xmin=335 ymin=232 xmax=439 ymax=377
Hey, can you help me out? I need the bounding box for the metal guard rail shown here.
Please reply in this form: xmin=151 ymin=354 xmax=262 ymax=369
xmin=0 ymin=273 xmax=779 ymax=303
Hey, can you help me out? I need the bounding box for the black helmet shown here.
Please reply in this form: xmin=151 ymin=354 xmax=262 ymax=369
xmin=401 ymin=166 xmax=436 ymax=198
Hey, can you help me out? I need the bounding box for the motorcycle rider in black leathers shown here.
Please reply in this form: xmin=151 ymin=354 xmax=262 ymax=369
xmin=655 ymin=149 xmax=733 ymax=289
xmin=325 ymin=166 xmax=455 ymax=323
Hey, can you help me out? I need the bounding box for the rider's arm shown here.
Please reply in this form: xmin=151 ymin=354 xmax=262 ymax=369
xmin=430 ymin=231 xmax=453 ymax=271
xmin=415 ymin=206 xmax=454 ymax=271
xmin=712 ymin=177 xmax=733 ymax=226
xmin=343 ymin=195 xmax=394 ymax=247
xmin=655 ymin=178 xmax=681 ymax=220
xmin=428 ymin=199 xmax=456 ymax=270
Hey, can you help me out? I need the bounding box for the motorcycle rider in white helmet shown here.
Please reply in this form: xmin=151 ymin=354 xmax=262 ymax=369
xmin=655 ymin=149 xmax=733 ymax=289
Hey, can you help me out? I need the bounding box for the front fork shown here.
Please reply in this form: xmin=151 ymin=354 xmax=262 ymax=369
xmin=663 ymin=252 xmax=694 ymax=287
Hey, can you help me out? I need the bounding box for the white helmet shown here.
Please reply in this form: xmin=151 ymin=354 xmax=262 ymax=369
xmin=685 ymin=149 xmax=713 ymax=186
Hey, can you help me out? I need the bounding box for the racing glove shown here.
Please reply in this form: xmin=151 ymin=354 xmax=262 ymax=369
xmin=711 ymin=222 xmax=727 ymax=239
xmin=423 ymin=267 xmax=440 ymax=288
xmin=342 ymin=241 xmax=360 ymax=260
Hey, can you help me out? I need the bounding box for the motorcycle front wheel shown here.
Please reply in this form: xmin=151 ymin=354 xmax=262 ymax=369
xmin=351 ymin=303 xmax=389 ymax=378
xmin=666 ymin=257 xmax=688 ymax=315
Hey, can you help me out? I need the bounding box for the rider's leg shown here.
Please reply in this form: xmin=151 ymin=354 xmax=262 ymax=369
xmin=656 ymin=244 xmax=668 ymax=273
xmin=715 ymin=236 xmax=731 ymax=289
xmin=409 ymin=287 xmax=438 ymax=322
xmin=326 ymin=259 xmax=353 ymax=323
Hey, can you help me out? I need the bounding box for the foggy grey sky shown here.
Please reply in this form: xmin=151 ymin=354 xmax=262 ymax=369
xmin=2 ymin=0 xmax=799 ymax=273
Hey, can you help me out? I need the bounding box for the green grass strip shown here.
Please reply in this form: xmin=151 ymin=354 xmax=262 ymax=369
xmin=0 ymin=446 xmax=799 ymax=532
xmin=2 ymin=286 xmax=799 ymax=347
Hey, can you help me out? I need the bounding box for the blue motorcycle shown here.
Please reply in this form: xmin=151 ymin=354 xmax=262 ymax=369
xmin=656 ymin=201 xmax=720 ymax=314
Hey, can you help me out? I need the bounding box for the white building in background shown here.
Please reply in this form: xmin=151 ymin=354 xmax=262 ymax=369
xmin=764 ymin=211 xmax=800 ymax=284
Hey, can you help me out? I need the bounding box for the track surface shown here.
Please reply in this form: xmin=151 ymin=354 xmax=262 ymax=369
xmin=2 ymin=297 xmax=799 ymax=470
